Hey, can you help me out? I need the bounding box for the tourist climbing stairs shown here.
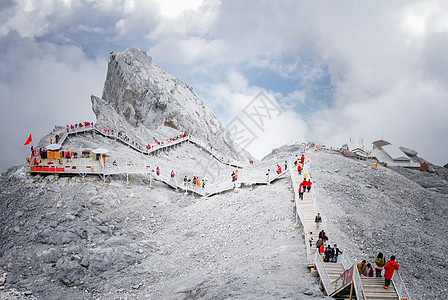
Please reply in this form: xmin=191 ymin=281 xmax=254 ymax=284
xmin=288 ymin=156 xmax=411 ymax=300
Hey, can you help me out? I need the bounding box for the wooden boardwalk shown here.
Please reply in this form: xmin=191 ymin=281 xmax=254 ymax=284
xmin=288 ymin=157 xmax=410 ymax=299
xmin=29 ymin=124 xmax=289 ymax=197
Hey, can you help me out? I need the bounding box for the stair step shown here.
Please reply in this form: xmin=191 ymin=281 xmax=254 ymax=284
xmin=364 ymin=295 xmax=398 ymax=300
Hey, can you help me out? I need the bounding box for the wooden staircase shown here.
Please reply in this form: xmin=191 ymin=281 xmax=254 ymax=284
xmin=361 ymin=278 xmax=399 ymax=300
xmin=323 ymin=262 xmax=345 ymax=282
xmin=288 ymin=156 xmax=411 ymax=300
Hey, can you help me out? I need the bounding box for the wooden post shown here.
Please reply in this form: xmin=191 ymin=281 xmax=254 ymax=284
xmin=349 ymin=280 xmax=354 ymax=300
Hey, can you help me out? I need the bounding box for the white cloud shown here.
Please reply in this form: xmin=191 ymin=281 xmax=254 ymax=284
xmin=195 ymin=71 xmax=309 ymax=159
xmin=1 ymin=0 xmax=448 ymax=168
xmin=0 ymin=35 xmax=106 ymax=172
xmin=151 ymin=0 xmax=205 ymax=18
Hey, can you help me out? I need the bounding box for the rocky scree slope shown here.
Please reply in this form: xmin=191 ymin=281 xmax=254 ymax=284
xmin=309 ymin=151 xmax=448 ymax=300
xmin=0 ymin=163 xmax=323 ymax=299
xmin=93 ymin=48 xmax=252 ymax=162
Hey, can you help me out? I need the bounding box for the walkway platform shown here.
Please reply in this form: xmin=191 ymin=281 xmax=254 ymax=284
xmin=29 ymin=124 xmax=289 ymax=197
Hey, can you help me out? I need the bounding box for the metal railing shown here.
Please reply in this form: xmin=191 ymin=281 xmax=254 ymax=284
xmin=314 ymin=252 xmax=334 ymax=295
xmin=188 ymin=137 xmax=246 ymax=168
xmin=329 ymin=254 xmax=364 ymax=300
xmin=393 ymin=270 xmax=412 ymax=300
xmin=329 ymin=263 xmax=354 ymax=297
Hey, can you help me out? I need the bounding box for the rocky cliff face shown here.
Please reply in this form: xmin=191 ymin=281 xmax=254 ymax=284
xmin=93 ymin=48 xmax=251 ymax=162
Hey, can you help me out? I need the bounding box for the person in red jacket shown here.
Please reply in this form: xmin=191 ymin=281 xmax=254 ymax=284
xmin=277 ymin=164 xmax=282 ymax=174
xmin=298 ymin=180 xmax=306 ymax=199
xmin=384 ymin=256 xmax=399 ymax=289
xmin=319 ymin=244 xmax=325 ymax=255
xmin=306 ymin=179 xmax=312 ymax=192
xmin=156 ymin=167 xmax=160 ymax=176
xmin=297 ymin=164 xmax=302 ymax=175
xmin=300 ymin=154 xmax=305 ymax=164
xmin=170 ymin=170 xmax=175 ymax=178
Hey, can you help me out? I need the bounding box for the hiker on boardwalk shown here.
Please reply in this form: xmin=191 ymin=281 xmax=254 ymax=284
xmin=318 ymin=230 xmax=328 ymax=243
xmin=306 ymin=179 xmax=312 ymax=192
xmin=300 ymin=154 xmax=305 ymax=164
xmin=298 ymin=181 xmax=306 ymax=200
xmin=384 ymin=256 xmax=399 ymax=290
xmin=316 ymin=237 xmax=323 ymax=250
xmin=297 ymin=164 xmax=302 ymax=175
xmin=315 ymin=213 xmax=322 ymax=227
xmin=366 ymin=263 xmax=375 ymax=277
xmin=170 ymin=170 xmax=175 ymax=178
xmin=357 ymin=260 xmax=367 ymax=277
xmin=156 ymin=167 xmax=160 ymax=176
xmin=308 ymin=231 xmax=313 ymax=247
xmin=375 ymin=252 xmax=386 ymax=277
xmin=299 ymin=179 xmax=307 ymax=198
xmin=266 ymin=169 xmax=270 ymax=182
xmin=324 ymin=245 xmax=333 ymax=262
xmin=284 ymin=160 xmax=288 ymax=171
xmin=183 ymin=176 xmax=187 ymax=187
xmin=332 ymin=244 xmax=342 ymax=263
xmin=277 ymin=164 xmax=282 ymax=174
xmin=319 ymin=243 xmax=325 ymax=255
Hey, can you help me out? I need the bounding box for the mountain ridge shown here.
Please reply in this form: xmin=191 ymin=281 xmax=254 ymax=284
xmin=95 ymin=48 xmax=252 ymax=162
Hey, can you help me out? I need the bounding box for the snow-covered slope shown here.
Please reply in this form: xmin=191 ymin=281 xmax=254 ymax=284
xmin=94 ymin=48 xmax=252 ymax=162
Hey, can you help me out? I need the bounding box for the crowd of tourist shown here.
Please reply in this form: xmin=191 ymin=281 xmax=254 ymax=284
xmin=67 ymin=122 xmax=94 ymax=132
xmin=356 ymin=253 xmax=400 ymax=289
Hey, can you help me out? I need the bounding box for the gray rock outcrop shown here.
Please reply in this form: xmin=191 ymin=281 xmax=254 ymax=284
xmin=92 ymin=48 xmax=252 ymax=162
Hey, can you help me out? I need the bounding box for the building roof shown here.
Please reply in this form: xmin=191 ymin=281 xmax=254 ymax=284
xmin=341 ymin=150 xmax=356 ymax=157
xmin=382 ymin=144 xmax=410 ymax=162
xmin=372 ymin=139 xmax=391 ymax=149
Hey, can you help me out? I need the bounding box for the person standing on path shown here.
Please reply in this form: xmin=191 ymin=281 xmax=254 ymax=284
xmin=357 ymin=260 xmax=367 ymax=277
xmin=297 ymin=164 xmax=302 ymax=175
xmin=375 ymin=252 xmax=386 ymax=277
xmin=332 ymin=244 xmax=342 ymax=263
xmin=306 ymin=179 xmax=312 ymax=192
xmin=266 ymin=169 xmax=270 ymax=182
xmin=308 ymin=231 xmax=313 ymax=247
xmin=315 ymin=213 xmax=322 ymax=228
xmin=300 ymin=154 xmax=305 ymax=165
xmin=384 ymin=256 xmax=399 ymax=290
xmin=298 ymin=180 xmax=306 ymax=200
xmin=366 ymin=263 xmax=375 ymax=277
xmin=156 ymin=167 xmax=160 ymax=176
xmin=316 ymin=237 xmax=323 ymax=250
xmin=284 ymin=160 xmax=288 ymax=171
xmin=277 ymin=164 xmax=282 ymax=174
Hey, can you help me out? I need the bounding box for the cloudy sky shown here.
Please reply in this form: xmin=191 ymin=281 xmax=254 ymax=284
xmin=1 ymin=0 xmax=448 ymax=171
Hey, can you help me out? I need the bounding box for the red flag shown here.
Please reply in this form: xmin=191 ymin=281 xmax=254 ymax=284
xmin=24 ymin=134 xmax=32 ymax=145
